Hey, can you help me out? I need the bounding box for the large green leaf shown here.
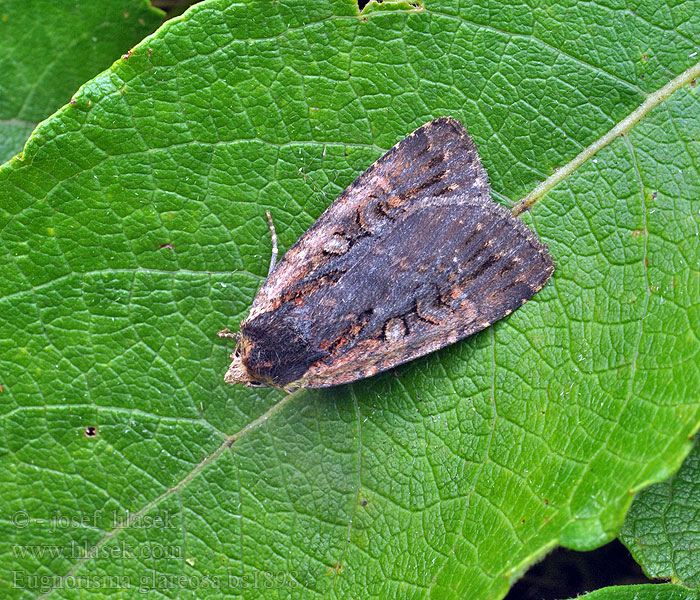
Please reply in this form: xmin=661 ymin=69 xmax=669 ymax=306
xmin=619 ymin=439 xmax=700 ymax=589
xmin=572 ymin=584 xmax=700 ymax=600
xmin=0 ymin=0 xmax=163 ymax=163
xmin=1 ymin=0 xmax=699 ymax=598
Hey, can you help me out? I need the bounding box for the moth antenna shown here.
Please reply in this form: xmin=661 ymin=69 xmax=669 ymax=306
xmin=217 ymin=328 xmax=241 ymax=341
xmin=266 ymin=210 xmax=278 ymax=276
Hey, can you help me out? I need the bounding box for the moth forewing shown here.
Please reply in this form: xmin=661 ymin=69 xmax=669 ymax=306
xmin=224 ymin=116 xmax=554 ymax=390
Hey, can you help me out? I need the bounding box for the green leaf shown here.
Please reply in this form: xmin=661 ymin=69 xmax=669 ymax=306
xmin=1 ymin=0 xmax=699 ymax=598
xmin=0 ymin=0 xmax=163 ymax=163
xmin=571 ymin=584 xmax=700 ymax=600
xmin=361 ymin=0 xmax=423 ymax=15
xmin=620 ymin=439 xmax=700 ymax=589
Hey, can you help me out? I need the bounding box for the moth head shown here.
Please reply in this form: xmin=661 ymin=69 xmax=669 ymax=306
xmin=223 ymin=336 xmax=265 ymax=388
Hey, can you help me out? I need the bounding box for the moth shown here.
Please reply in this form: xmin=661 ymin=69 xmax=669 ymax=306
xmin=222 ymin=117 xmax=554 ymax=391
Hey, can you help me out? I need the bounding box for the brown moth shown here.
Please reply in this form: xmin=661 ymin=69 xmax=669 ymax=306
xmin=222 ymin=117 xmax=554 ymax=391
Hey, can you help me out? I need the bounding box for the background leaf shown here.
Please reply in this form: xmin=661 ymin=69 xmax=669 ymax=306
xmin=620 ymin=439 xmax=700 ymax=589
xmin=0 ymin=0 xmax=163 ymax=163
xmin=1 ymin=0 xmax=700 ymax=598
xmin=572 ymin=584 xmax=700 ymax=600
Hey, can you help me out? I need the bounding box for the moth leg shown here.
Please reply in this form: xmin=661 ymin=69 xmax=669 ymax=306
xmin=282 ymin=380 xmax=303 ymax=393
xmin=266 ymin=210 xmax=278 ymax=276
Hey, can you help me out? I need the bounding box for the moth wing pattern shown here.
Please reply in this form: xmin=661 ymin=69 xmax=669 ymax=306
xmin=247 ymin=116 xmax=487 ymax=320
xmin=236 ymin=117 xmax=554 ymax=389
xmin=300 ymin=196 xmax=554 ymax=387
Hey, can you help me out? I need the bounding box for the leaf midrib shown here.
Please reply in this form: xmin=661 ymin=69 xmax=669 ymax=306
xmin=37 ymin=386 xmax=305 ymax=600
xmin=511 ymin=59 xmax=700 ymax=216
